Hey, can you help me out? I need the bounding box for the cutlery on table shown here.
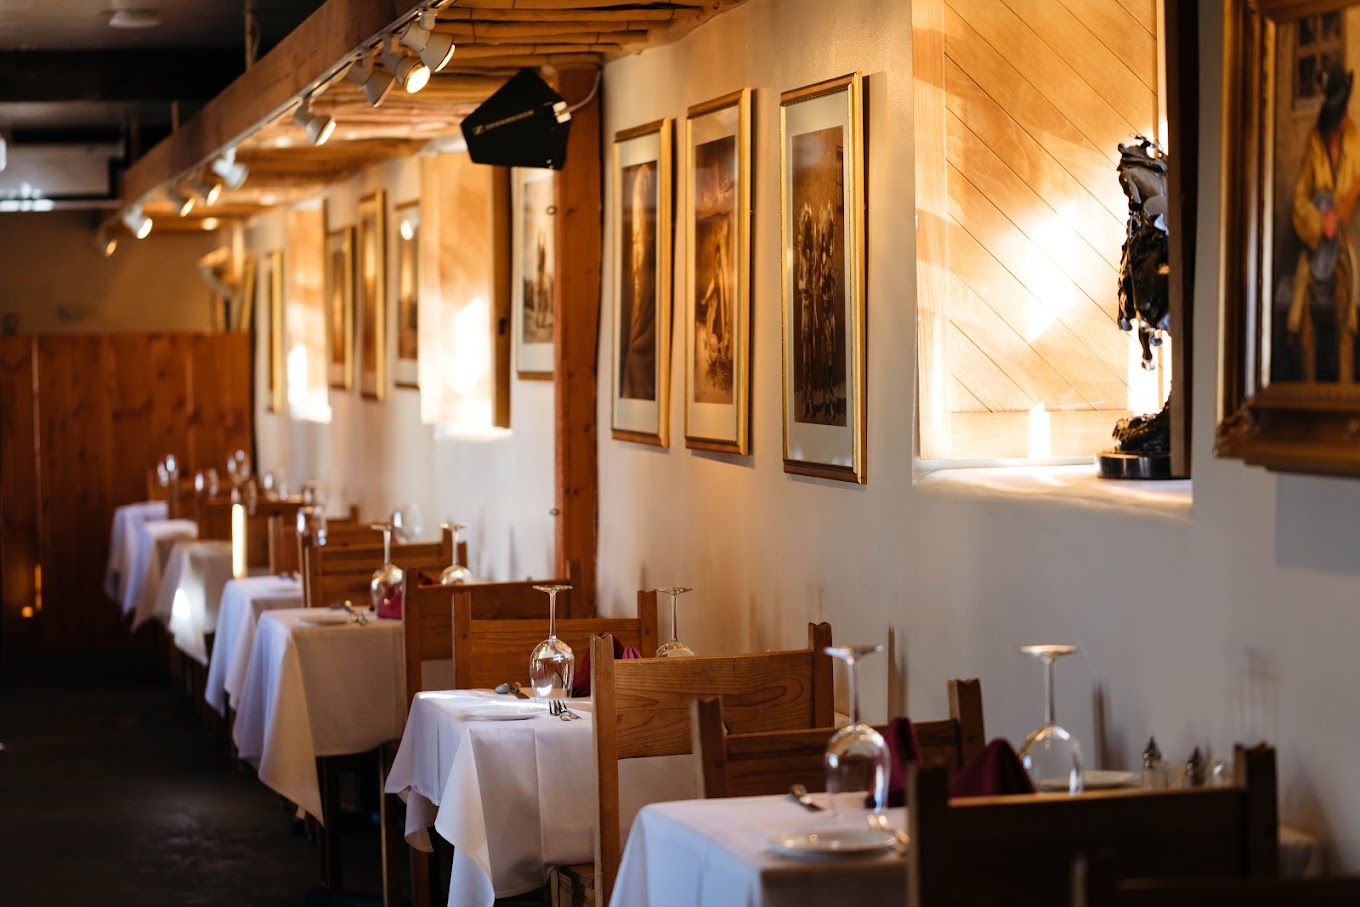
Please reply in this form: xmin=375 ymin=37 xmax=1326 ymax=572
xmin=788 ymin=783 xmax=823 ymax=811
xmin=868 ymin=812 xmax=910 ymax=853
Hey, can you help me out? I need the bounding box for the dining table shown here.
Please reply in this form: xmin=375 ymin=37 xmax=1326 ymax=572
xmin=610 ymin=793 xmax=906 ymax=907
xmin=385 ymin=688 xmax=695 ymax=907
xmin=124 ymin=518 xmax=198 ymax=626
xmin=203 ymin=574 xmax=303 ymax=716
xmin=103 ymin=500 xmax=168 ymax=601
xmin=231 ymin=607 xmax=405 ymax=822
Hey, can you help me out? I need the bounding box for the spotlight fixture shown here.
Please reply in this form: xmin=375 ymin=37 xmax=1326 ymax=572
xmin=122 ymin=206 xmax=152 ymax=239
xmin=381 ymin=44 xmax=431 ymax=94
xmin=291 ymin=96 xmax=336 ymax=146
xmin=461 ymin=68 xmax=572 ymax=170
xmin=210 ymin=147 xmax=248 ymax=189
xmin=95 ymin=226 xmax=118 ymax=257
xmin=345 ymin=54 xmax=395 ymax=107
xmin=108 ymin=8 xmax=161 ymax=29
xmin=167 ymin=186 xmax=195 ymax=217
xmin=187 ymin=173 xmax=222 ymax=205
xmin=400 ymin=11 xmax=455 ymax=72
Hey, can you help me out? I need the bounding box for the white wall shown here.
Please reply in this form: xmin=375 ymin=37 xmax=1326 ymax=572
xmin=251 ymin=156 xmax=556 ymax=583
xmin=598 ymin=0 xmax=1360 ymax=868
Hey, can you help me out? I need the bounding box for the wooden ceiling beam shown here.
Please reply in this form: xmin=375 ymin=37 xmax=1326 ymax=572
xmin=436 ymin=6 xmax=685 ymax=23
xmin=435 ymin=23 xmax=650 ymax=42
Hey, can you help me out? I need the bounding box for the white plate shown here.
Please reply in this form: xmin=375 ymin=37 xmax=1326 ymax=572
xmin=460 ymin=704 xmax=547 ymax=721
xmin=769 ymin=829 xmax=897 ymax=858
xmin=1038 ymin=770 xmax=1141 ymax=791
xmin=296 ymin=611 xmax=352 ymax=626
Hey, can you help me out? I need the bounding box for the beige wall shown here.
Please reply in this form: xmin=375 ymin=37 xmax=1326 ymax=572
xmin=0 ymin=211 xmax=219 ymax=334
xmin=249 ymin=156 xmax=556 ymax=584
xmin=598 ymin=0 xmax=1360 ymax=868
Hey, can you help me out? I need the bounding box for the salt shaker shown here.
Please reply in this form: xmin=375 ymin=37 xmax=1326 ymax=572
xmin=1186 ymin=746 xmax=1205 ymax=787
xmin=1142 ymin=736 xmax=1164 ymax=789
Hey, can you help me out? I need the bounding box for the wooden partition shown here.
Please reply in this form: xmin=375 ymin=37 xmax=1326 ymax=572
xmin=0 ymin=332 xmax=252 ymax=657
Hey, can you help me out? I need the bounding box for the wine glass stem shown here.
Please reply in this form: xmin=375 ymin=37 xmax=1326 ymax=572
xmin=669 ymin=594 xmax=680 ymax=642
xmin=383 ymin=528 xmax=392 ymax=565
xmin=847 ymin=654 xmax=861 ymax=726
xmin=1043 ymin=656 xmax=1055 ymax=726
xmin=547 ymin=590 xmax=557 ymax=640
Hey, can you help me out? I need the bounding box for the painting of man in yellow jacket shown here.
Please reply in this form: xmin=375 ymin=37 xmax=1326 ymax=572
xmin=1288 ymin=61 xmax=1360 ymax=382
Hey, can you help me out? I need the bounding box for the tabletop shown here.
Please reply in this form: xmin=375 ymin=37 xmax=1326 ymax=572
xmin=204 ymin=574 xmax=302 ymax=715
xmin=232 ymin=607 xmax=404 ymax=822
xmin=610 ymin=794 xmax=907 ymax=907
xmin=104 ymin=500 xmax=167 ymax=601
xmin=124 ymin=518 xmax=197 ymax=627
xmin=386 ymin=689 xmax=695 ymax=907
xmin=157 ymin=539 xmax=235 ymax=666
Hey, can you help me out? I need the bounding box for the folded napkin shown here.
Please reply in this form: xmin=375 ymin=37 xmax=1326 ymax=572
xmin=376 ymin=583 xmax=403 ymax=620
xmin=874 ymin=717 xmax=920 ymax=808
xmin=948 ymin=738 xmax=1036 ymax=798
xmin=571 ymin=635 xmax=642 ymax=697
xmin=414 ymin=570 xmax=439 ymax=587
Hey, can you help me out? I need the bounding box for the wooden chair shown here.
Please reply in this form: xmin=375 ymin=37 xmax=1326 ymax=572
xmin=266 ymin=512 xmax=367 ymax=575
xmin=196 ymin=497 xmax=234 ymax=542
xmin=908 ymin=743 xmax=1279 ymax=907
xmin=690 ymin=677 xmax=984 ymax=799
xmin=1080 ymin=870 xmax=1360 ymax=907
xmin=580 ymin=617 xmax=834 ymax=905
xmin=234 ymin=498 xmax=303 ymax=574
xmin=300 ymin=529 xmax=451 ymax=610
xmin=146 ymin=467 xmax=167 ymax=501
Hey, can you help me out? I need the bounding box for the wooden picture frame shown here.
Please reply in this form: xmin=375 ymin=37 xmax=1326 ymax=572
xmin=324 ymin=226 xmax=354 ymax=391
xmin=611 ymin=118 xmax=673 ymax=446
xmin=684 ymin=89 xmax=752 ymax=455
xmin=1217 ymin=0 xmax=1360 ymax=476
xmin=513 ymin=168 xmax=557 ymax=379
xmin=393 ymin=200 xmax=420 ymax=390
xmin=263 ymin=248 xmax=285 ymax=413
xmin=356 ymin=190 xmax=387 ymax=401
xmin=779 ymin=73 xmax=866 ymax=483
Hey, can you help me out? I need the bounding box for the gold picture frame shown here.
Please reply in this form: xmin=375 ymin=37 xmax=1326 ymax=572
xmin=393 ymin=200 xmax=420 ymax=390
xmin=684 ymin=89 xmax=752 ymax=455
xmin=262 ymin=249 xmax=285 ymax=413
xmin=610 ymin=118 xmax=673 ymax=446
xmin=513 ymin=168 xmax=557 ymax=379
xmin=324 ymin=225 xmax=354 ymax=391
xmin=779 ymin=73 xmax=866 ymax=483
xmin=356 ymin=190 xmax=387 ymax=401
xmin=1217 ymin=0 xmax=1360 ymax=476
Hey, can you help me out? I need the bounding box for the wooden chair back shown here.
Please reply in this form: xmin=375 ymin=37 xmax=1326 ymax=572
xmin=237 ymin=499 xmax=304 ymax=572
xmin=197 ymin=497 xmax=234 ymax=542
xmin=165 ymin=476 xmax=196 ymax=521
xmin=268 ymin=514 xmax=369 ymax=575
xmin=909 ymin=743 xmax=1279 ymax=907
xmin=301 ymin=530 xmax=451 ymax=610
xmin=146 ymin=467 xmax=167 ymax=501
xmin=591 ymin=617 xmax=834 ymax=903
xmin=451 ymin=578 xmax=651 ymax=692
xmin=690 ymin=677 xmax=984 ymax=800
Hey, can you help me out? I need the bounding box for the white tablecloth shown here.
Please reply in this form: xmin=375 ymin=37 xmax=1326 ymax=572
xmin=204 ymin=575 xmax=302 ymax=714
xmin=232 ymin=608 xmax=405 ymax=822
xmin=156 ymin=540 xmax=235 ymax=665
xmin=385 ymin=689 xmax=695 ymax=906
xmin=611 ymin=795 xmax=907 ymax=907
xmin=104 ymin=501 xmax=167 ymax=600
xmin=125 ymin=519 xmax=197 ymax=627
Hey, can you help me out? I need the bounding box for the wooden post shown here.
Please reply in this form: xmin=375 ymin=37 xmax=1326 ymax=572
xmin=553 ymin=66 xmax=602 ymax=617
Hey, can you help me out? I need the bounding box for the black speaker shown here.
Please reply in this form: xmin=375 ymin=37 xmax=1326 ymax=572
xmin=460 ymin=68 xmax=571 ymax=170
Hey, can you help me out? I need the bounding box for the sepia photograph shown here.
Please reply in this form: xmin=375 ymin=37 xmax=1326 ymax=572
xmin=514 ymin=169 xmax=557 ymax=377
xmin=356 ymin=190 xmax=386 ymax=401
xmin=780 ymin=73 xmax=865 ymax=483
xmin=394 ymin=202 xmax=419 ymax=389
xmin=684 ymin=89 xmax=751 ymax=454
xmin=611 ymin=118 xmax=672 ymax=446
xmin=325 ymin=226 xmax=353 ymax=390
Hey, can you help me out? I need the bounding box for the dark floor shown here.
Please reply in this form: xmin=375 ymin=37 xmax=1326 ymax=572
xmin=0 ymin=651 xmax=383 ymax=907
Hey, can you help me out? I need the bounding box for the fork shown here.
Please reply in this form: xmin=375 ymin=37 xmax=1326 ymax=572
xmin=549 ymin=700 xmax=580 ymax=720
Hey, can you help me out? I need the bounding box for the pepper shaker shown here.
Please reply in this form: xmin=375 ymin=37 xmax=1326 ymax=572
xmin=1142 ymin=736 xmax=1164 ymax=789
xmin=1186 ymin=746 xmax=1205 ymax=787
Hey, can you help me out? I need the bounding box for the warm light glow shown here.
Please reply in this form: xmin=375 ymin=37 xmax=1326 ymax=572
xmin=20 ymin=606 xmax=33 ymax=619
xmin=231 ymin=503 xmax=246 ymax=579
xmin=1028 ymin=403 xmax=1052 ymax=459
xmin=432 ymin=295 xmax=494 ymax=430
xmin=403 ymin=61 xmax=431 ymax=94
xmin=33 ymin=563 xmax=42 ymax=613
xmin=400 ymin=217 xmax=415 ymax=241
xmin=201 ymin=217 xmax=220 ymax=231
xmin=172 ymin=588 xmax=189 ymax=624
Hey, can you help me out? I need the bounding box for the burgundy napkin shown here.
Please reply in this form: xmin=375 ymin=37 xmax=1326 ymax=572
xmin=376 ymin=583 xmax=403 ymax=620
xmin=414 ymin=570 xmax=439 ymax=587
xmin=875 ymin=717 xmax=920 ymax=808
xmin=947 ymin=738 xmax=1036 ymax=798
xmin=570 ymin=635 xmax=642 ymax=697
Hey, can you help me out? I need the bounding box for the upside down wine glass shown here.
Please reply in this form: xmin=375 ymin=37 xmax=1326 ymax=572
xmin=823 ymin=645 xmax=889 ymax=817
xmin=529 ymin=585 xmax=574 ymax=700
xmin=654 ymin=586 xmax=695 ymax=657
xmin=439 ymin=522 xmax=476 ymax=585
xmin=369 ymin=523 xmax=403 ymax=615
xmin=1017 ymin=644 xmax=1084 ymax=794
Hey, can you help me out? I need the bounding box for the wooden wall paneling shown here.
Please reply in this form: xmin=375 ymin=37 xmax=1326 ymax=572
xmin=109 ymin=334 xmax=161 ymax=505
xmin=947 ymin=325 xmax=1038 ymax=413
xmin=1056 ymin=0 xmax=1158 ymax=87
xmin=914 ymin=0 xmax=951 ymax=458
xmin=188 ymin=333 xmax=253 ymax=472
xmin=34 ymin=335 xmax=121 ymax=651
xmin=552 ymin=66 xmax=602 ymax=615
xmin=149 ymin=333 xmax=191 ymax=467
xmin=0 ymin=338 xmax=39 ymax=657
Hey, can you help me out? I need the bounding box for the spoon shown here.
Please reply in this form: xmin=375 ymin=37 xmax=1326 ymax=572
xmin=868 ymin=812 xmax=910 ymax=853
xmin=788 ymin=783 xmax=824 ymax=811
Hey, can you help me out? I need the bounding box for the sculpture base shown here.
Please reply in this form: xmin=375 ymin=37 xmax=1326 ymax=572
xmin=1095 ymin=450 xmax=1172 ymax=480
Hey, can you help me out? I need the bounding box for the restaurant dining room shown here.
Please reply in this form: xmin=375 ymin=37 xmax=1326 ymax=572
xmin=7 ymin=0 xmax=1360 ymax=904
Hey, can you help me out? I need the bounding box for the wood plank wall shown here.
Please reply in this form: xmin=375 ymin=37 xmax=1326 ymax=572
xmin=0 ymin=332 xmax=252 ymax=657
xmin=919 ymin=0 xmax=1161 ymax=459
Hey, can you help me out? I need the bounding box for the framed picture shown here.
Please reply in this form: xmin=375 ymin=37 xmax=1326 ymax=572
xmin=355 ymin=190 xmax=387 ymax=401
xmin=393 ymin=201 xmax=420 ymax=390
xmin=684 ymin=89 xmax=752 ymax=454
xmin=324 ymin=226 xmax=354 ymax=390
xmin=779 ymin=73 xmax=866 ymax=483
xmin=263 ymin=248 xmax=285 ymax=413
xmin=1218 ymin=0 xmax=1360 ymax=476
xmin=513 ymin=168 xmax=556 ymax=379
xmin=611 ymin=118 xmax=673 ymax=446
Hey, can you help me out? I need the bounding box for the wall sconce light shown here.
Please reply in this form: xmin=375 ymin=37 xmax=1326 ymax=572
xmin=122 ymin=205 xmax=152 ymax=239
xmin=400 ymin=11 xmax=455 ymax=72
xmin=292 ymin=96 xmax=336 ymax=146
xmin=346 ymin=53 xmax=395 ymax=107
xmin=211 ymin=147 xmax=248 ymax=189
